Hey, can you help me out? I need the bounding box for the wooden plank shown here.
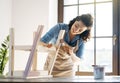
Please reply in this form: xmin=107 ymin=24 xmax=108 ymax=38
xmin=23 ymin=25 xmax=44 ymax=78
xmin=9 ymin=28 xmax=14 ymax=76
xmin=32 ymin=32 xmax=37 ymax=71
xmin=55 ymin=30 xmax=65 ymax=47
xmin=32 ymin=50 xmax=37 ymax=71
xmin=8 ymin=70 xmax=52 ymax=79
xmin=48 ymin=30 xmax=65 ymax=75
xmin=13 ymin=70 xmax=48 ymax=77
xmin=15 ymin=45 xmax=32 ymax=51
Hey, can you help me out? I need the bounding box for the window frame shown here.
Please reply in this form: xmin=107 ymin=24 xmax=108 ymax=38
xmin=58 ymin=0 xmax=119 ymax=75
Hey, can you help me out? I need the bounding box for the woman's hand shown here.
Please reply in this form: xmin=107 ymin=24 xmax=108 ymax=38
xmin=45 ymin=43 xmax=52 ymax=48
xmin=62 ymin=45 xmax=73 ymax=55
xmin=60 ymin=39 xmax=80 ymax=63
xmin=39 ymin=41 xmax=52 ymax=48
xmin=60 ymin=39 xmax=74 ymax=55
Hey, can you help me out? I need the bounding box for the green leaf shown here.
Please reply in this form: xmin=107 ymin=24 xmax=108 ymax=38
xmin=0 ymin=53 xmax=2 ymax=55
xmin=7 ymin=35 xmax=9 ymax=41
xmin=0 ymin=35 xmax=9 ymax=75
xmin=0 ymin=48 xmax=4 ymax=52
xmin=0 ymin=51 xmax=2 ymax=54
xmin=0 ymin=55 xmax=2 ymax=59
xmin=1 ymin=43 xmax=6 ymax=48
xmin=3 ymin=41 xmax=7 ymax=45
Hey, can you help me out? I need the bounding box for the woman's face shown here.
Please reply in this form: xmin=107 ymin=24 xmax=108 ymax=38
xmin=70 ymin=21 xmax=88 ymax=35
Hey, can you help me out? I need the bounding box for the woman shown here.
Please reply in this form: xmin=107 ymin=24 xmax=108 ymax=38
xmin=40 ymin=13 xmax=93 ymax=77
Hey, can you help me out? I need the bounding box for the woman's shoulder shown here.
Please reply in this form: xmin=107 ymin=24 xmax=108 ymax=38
xmin=57 ymin=23 xmax=69 ymax=30
xmin=58 ymin=23 xmax=67 ymax=26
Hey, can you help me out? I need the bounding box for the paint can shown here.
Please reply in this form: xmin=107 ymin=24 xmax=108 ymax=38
xmin=92 ymin=65 xmax=105 ymax=80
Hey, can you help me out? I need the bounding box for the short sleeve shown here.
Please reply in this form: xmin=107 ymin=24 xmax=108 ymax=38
xmin=75 ymin=42 xmax=85 ymax=59
xmin=40 ymin=24 xmax=61 ymax=43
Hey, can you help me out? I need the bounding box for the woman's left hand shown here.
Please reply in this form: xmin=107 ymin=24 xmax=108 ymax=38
xmin=60 ymin=39 xmax=73 ymax=55
xmin=39 ymin=41 xmax=52 ymax=48
xmin=61 ymin=44 xmax=74 ymax=55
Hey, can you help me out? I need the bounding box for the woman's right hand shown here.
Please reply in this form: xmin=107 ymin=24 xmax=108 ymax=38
xmin=39 ymin=41 xmax=52 ymax=48
xmin=45 ymin=43 xmax=52 ymax=48
xmin=60 ymin=39 xmax=73 ymax=55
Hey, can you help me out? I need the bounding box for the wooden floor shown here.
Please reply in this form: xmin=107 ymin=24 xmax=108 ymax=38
xmin=0 ymin=76 xmax=120 ymax=83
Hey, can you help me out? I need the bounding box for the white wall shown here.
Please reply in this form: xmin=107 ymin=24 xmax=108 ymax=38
xmin=48 ymin=0 xmax=58 ymax=28
xmin=0 ymin=0 xmax=57 ymax=73
xmin=11 ymin=0 xmax=57 ymax=70
xmin=12 ymin=0 xmax=49 ymax=45
xmin=0 ymin=0 xmax=58 ymax=45
xmin=0 ymin=0 xmax=12 ymax=44
xmin=11 ymin=0 xmax=57 ymax=71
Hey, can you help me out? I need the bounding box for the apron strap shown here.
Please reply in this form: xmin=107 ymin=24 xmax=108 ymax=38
xmin=73 ymin=40 xmax=79 ymax=53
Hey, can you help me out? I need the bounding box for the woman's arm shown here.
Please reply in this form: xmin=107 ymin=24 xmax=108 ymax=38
xmin=76 ymin=42 xmax=84 ymax=58
xmin=40 ymin=24 xmax=61 ymax=43
xmin=39 ymin=41 xmax=52 ymax=48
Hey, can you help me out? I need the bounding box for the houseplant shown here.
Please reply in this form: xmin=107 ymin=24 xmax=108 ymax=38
xmin=0 ymin=35 xmax=9 ymax=76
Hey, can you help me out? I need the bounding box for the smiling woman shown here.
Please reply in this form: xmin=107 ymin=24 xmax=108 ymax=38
xmin=40 ymin=13 xmax=93 ymax=77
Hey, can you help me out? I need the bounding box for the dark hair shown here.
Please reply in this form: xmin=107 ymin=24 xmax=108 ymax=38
xmin=68 ymin=14 xmax=93 ymax=42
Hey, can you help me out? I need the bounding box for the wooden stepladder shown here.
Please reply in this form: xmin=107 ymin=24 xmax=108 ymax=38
xmin=8 ymin=25 xmax=52 ymax=79
xmin=9 ymin=28 xmax=14 ymax=76
xmin=23 ymin=26 xmax=43 ymax=78
xmin=8 ymin=25 xmax=65 ymax=79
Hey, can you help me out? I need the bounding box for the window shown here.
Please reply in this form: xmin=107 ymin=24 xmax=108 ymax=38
xmin=58 ymin=0 xmax=119 ymax=75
